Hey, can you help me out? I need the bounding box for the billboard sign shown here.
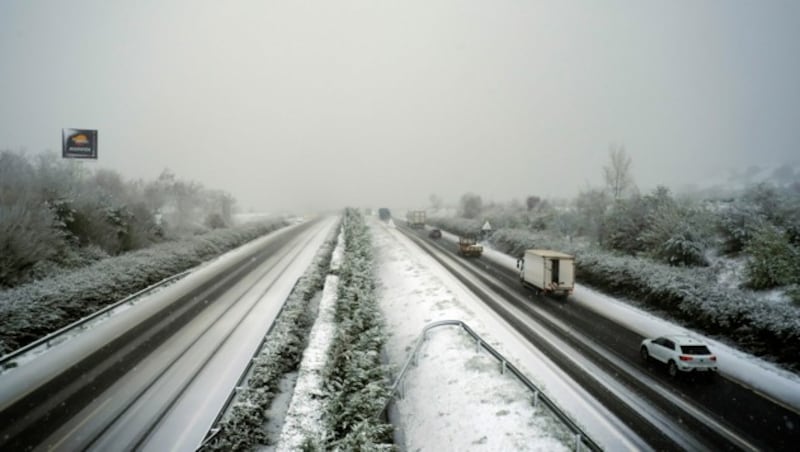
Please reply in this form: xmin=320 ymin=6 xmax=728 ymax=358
xmin=62 ymin=129 xmax=98 ymax=159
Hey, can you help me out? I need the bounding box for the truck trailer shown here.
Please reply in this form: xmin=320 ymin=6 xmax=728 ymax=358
xmin=458 ymin=236 xmax=483 ymax=257
xmin=517 ymin=249 xmax=575 ymax=296
xmin=406 ymin=210 xmax=426 ymax=228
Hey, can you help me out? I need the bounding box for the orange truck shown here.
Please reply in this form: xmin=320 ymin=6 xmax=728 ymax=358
xmin=458 ymin=236 xmax=483 ymax=257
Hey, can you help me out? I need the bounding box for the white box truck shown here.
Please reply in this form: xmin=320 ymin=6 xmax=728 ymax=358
xmin=406 ymin=210 xmax=426 ymax=228
xmin=517 ymin=249 xmax=575 ymax=297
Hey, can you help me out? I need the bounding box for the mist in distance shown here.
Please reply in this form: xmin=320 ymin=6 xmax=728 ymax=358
xmin=1 ymin=1 xmax=799 ymax=212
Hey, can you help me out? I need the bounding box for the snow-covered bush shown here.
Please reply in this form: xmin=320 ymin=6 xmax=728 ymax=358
xmin=601 ymin=196 xmax=649 ymax=254
xmin=744 ymin=224 xmax=800 ymax=289
xmin=427 ymin=216 xmax=482 ymax=237
xmin=656 ymin=229 xmax=708 ymax=267
xmin=321 ymin=209 xmax=393 ymax=450
xmin=203 ymin=223 xmax=338 ymax=451
xmin=600 ymin=186 xmax=710 ymax=266
xmin=787 ymin=285 xmax=800 ymax=306
xmin=0 ymin=151 xmax=244 ymax=288
xmin=717 ymin=203 xmax=766 ymax=254
xmin=0 ymin=219 xmax=287 ymax=355
xmin=0 ymin=202 xmax=68 ymax=287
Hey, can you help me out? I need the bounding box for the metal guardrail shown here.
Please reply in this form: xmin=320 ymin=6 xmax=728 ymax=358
xmin=0 ymin=270 xmax=192 ymax=369
xmin=195 ymin=277 xmax=303 ymax=451
xmin=383 ymin=320 xmax=603 ymax=452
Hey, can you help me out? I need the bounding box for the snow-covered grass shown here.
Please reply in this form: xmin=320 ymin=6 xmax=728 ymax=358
xmin=201 ymin=221 xmax=338 ymax=451
xmin=0 ymin=219 xmax=288 ymax=355
xmin=429 ymin=218 xmax=800 ymax=372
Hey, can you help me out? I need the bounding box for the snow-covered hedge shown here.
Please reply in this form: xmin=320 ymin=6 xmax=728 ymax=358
xmin=203 ymin=222 xmax=339 ymax=451
xmin=0 ymin=219 xmax=287 ymax=355
xmin=321 ymin=208 xmax=394 ymax=450
xmin=426 ymin=216 xmax=483 ymax=237
xmin=430 ymin=219 xmax=800 ymax=370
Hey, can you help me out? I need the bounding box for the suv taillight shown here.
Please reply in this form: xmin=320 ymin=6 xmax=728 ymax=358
xmin=710 ymin=356 xmax=717 ymax=361
xmin=679 ymin=355 xmax=693 ymax=361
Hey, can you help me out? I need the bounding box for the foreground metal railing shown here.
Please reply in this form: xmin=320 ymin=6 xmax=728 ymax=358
xmin=383 ymin=320 xmax=602 ymax=452
xmin=0 ymin=270 xmax=192 ymax=369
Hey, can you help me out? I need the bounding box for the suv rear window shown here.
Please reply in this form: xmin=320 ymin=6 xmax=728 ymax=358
xmin=681 ymin=345 xmax=711 ymax=355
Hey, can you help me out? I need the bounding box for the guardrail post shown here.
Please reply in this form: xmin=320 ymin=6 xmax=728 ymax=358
xmin=475 ymin=338 xmax=481 ymax=353
xmin=532 ymin=391 xmax=539 ymax=411
xmin=574 ymin=433 xmax=582 ymax=451
xmin=501 ymin=360 xmax=506 ymax=375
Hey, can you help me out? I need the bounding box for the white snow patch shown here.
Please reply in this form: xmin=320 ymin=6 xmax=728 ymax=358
xmin=275 ymin=274 xmax=341 ymax=449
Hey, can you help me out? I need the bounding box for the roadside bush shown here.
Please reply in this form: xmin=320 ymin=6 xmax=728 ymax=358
xmin=322 ymin=209 xmax=394 ymax=450
xmin=0 ymin=202 xmax=68 ymax=287
xmin=427 ymin=216 xmax=482 ymax=238
xmin=430 ymin=217 xmax=800 ymax=370
xmin=717 ymin=203 xmax=766 ymax=255
xmin=652 ymin=226 xmax=708 ymax=267
xmin=744 ymin=224 xmax=800 ymax=289
xmin=787 ymin=285 xmax=800 ymax=306
xmin=601 ymin=196 xmax=649 ymax=254
xmin=0 ymin=219 xmax=288 ymax=355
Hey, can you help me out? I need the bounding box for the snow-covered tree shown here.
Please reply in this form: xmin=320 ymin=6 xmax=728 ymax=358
xmin=459 ymin=192 xmax=483 ymax=219
xmin=574 ymin=187 xmax=609 ymax=241
xmin=744 ymin=224 xmax=800 ymax=289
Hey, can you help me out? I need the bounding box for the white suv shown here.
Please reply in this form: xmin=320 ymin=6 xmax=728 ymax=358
xmin=640 ymin=335 xmax=718 ymax=378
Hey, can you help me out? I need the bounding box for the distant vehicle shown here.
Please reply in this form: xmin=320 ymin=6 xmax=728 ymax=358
xmin=458 ymin=236 xmax=483 ymax=257
xmin=378 ymin=208 xmax=391 ymax=221
xmin=517 ymin=250 xmax=575 ymax=297
xmin=429 ymin=228 xmax=442 ymax=239
xmin=640 ymin=335 xmax=718 ymax=378
xmin=406 ymin=210 xmax=426 ymax=228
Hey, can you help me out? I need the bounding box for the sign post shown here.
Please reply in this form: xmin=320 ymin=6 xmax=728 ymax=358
xmin=62 ymin=129 xmax=98 ymax=159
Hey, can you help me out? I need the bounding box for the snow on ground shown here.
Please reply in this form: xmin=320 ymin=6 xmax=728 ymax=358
xmin=273 ymin=231 xmax=345 ymax=451
xmin=371 ymin=220 xmax=644 ymax=451
xmin=476 ymin=241 xmax=800 ymax=412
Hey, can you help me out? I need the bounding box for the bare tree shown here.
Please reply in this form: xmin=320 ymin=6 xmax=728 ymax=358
xmin=603 ymin=145 xmax=635 ymax=201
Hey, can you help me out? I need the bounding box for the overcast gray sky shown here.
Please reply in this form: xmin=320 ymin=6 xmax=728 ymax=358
xmin=1 ymin=1 xmax=799 ymax=212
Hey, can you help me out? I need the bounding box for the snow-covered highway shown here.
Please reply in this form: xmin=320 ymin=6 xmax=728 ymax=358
xmin=0 ymin=218 xmax=337 ymax=451
xmin=393 ymin=221 xmax=799 ymax=451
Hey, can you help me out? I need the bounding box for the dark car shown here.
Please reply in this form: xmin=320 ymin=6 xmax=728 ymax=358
xmin=429 ymin=228 xmax=442 ymax=239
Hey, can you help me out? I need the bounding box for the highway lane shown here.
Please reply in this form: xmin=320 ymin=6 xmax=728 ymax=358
xmin=0 ymin=217 xmax=338 ymax=451
xmin=399 ymin=223 xmax=799 ymax=451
